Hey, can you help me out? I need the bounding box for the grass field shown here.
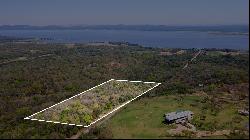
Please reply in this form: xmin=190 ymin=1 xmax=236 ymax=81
xmin=100 ymin=94 xmax=249 ymax=139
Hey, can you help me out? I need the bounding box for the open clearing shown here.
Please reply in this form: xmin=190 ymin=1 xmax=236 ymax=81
xmin=99 ymin=94 xmax=249 ymax=139
xmin=24 ymin=79 xmax=160 ymax=127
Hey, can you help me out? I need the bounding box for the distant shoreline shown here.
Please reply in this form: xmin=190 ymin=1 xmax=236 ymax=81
xmin=0 ymin=36 xmax=248 ymax=52
xmin=208 ymin=31 xmax=249 ymax=36
xmin=0 ymin=25 xmax=248 ymax=33
xmin=0 ymin=27 xmax=248 ymax=50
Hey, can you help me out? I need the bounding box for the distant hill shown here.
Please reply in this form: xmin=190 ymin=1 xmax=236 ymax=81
xmin=0 ymin=25 xmax=248 ymax=33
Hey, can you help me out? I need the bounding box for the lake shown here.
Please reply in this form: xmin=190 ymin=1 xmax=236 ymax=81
xmin=0 ymin=29 xmax=248 ymax=50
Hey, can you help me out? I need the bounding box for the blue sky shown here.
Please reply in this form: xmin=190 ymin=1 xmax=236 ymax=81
xmin=0 ymin=0 xmax=249 ymax=25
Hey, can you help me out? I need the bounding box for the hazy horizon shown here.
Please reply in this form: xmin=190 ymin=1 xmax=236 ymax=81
xmin=0 ymin=24 xmax=249 ymax=26
xmin=0 ymin=0 xmax=249 ymax=26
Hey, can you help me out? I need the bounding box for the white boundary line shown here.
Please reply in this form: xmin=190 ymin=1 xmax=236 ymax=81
xmin=25 ymin=79 xmax=114 ymax=119
xmin=24 ymin=79 xmax=161 ymax=127
xmin=83 ymin=82 xmax=161 ymax=128
xmin=115 ymin=80 xmax=128 ymax=82
xmin=129 ymin=80 xmax=142 ymax=83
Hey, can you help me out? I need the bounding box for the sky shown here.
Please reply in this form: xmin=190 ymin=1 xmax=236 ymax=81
xmin=0 ymin=0 xmax=249 ymax=26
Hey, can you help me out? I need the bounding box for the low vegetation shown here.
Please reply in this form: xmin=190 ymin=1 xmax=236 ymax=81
xmin=31 ymin=80 xmax=158 ymax=125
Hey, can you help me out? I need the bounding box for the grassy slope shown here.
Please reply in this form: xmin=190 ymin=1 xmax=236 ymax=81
xmin=103 ymin=95 xmax=248 ymax=139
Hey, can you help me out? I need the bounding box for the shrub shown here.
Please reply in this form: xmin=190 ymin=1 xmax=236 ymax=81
xmin=82 ymin=114 xmax=93 ymax=124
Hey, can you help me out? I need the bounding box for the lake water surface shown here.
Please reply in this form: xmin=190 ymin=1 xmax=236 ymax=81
xmin=0 ymin=29 xmax=248 ymax=50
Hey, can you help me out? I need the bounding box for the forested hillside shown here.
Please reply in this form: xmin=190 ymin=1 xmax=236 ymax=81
xmin=0 ymin=42 xmax=248 ymax=138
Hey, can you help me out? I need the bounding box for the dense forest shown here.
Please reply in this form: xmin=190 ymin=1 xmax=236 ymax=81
xmin=0 ymin=42 xmax=248 ymax=138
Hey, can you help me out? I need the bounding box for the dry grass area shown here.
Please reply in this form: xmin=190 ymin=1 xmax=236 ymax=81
xmin=159 ymin=50 xmax=186 ymax=56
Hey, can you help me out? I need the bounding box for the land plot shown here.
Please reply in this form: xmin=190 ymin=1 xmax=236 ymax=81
xmin=25 ymin=79 xmax=160 ymax=127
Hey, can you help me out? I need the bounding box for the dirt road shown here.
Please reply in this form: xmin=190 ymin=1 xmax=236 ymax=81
xmin=183 ymin=50 xmax=202 ymax=69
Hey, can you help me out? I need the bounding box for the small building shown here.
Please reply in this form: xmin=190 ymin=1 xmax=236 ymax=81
xmin=238 ymin=109 xmax=249 ymax=116
xmin=164 ymin=110 xmax=194 ymax=124
xmin=198 ymin=83 xmax=204 ymax=87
